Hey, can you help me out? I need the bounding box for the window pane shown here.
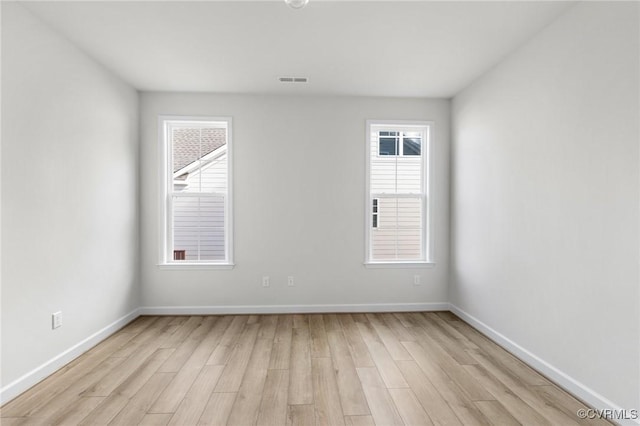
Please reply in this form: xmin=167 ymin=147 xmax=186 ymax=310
xmin=396 ymin=156 xmax=422 ymax=194
xmin=199 ymin=155 xmax=228 ymax=193
xmin=172 ymin=195 xmax=225 ymax=261
xmin=395 ymin=228 xmax=422 ymax=260
xmin=370 ymin=197 xmax=422 ymax=261
xmin=370 ymin=160 xmax=397 ymax=193
xmin=375 ymin=197 xmax=422 ymax=228
xmin=379 ymin=137 xmax=397 ymax=155
xmin=371 ymin=134 xmax=422 ymax=193
xmin=403 ymin=137 xmax=421 ymax=156
xmin=370 ymin=229 xmax=399 ymax=261
xmin=198 ymin=229 xmax=226 ymax=260
xmin=172 ymin=126 xmax=227 ymax=193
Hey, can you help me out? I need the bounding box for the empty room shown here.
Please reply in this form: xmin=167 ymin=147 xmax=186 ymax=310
xmin=1 ymin=0 xmax=638 ymax=425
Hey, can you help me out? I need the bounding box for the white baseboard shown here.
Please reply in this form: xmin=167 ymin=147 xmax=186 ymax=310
xmin=449 ymin=304 xmax=639 ymax=426
xmin=139 ymin=302 xmax=449 ymax=316
xmin=0 ymin=308 xmax=140 ymax=406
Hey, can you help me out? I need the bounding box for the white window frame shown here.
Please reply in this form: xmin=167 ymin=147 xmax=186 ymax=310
xmin=158 ymin=116 xmax=234 ymax=269
xmin=365 ymin=120 xmax=434 ymax=268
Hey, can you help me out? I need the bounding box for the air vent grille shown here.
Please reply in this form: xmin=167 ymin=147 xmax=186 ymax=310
xmin=279 ymin=77 xmax=308 ymax=83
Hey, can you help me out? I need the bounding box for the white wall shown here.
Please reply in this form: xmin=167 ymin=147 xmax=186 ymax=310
xmin=1 ymin=3 xmax=139 ymax=400
xmin=451 ymin=1 xmax=639 ymax=414
xmin=140 ymin=93 xmax=449 ymax=310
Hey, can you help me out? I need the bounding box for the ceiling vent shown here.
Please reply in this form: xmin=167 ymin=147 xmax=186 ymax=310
xmin=279 ymin=77 xmax=308 ymax=83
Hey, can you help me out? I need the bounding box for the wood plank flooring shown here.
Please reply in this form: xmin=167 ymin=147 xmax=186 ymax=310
xmin=1 ymin=313 xmax=611 ymax=425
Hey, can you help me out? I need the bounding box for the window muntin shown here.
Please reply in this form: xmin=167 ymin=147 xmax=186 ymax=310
xmin=367 ymin=121 xmax=430 ymax=264
xmin=161 ymin=117 xmax=232 ymax=265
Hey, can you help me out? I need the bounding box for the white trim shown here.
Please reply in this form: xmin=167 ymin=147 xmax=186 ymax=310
xmin=449 ymin=304 xmax=640 ymax=426
xmin=157 ymin=263 xmax=234 ymax=270
xmin=364 ymin=262 xmax=435 ymax=269
xmin=425 ymin=122 xmax=435 ymax=263
xmin=139 ymin=303 xmax=449 ymax=316
xmin=158 ymin=117 xmax=168 ymax=268
xmin=227 ymin=120 xmax=234 ymax=266
xmin=0 ymin=308 xmax=140 ymax=406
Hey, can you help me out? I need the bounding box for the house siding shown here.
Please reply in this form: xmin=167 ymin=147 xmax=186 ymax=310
xmin=370 ymin=130 xmax=423 ymax=260
xmin=173 ymin=151 xmax=228 ymax=261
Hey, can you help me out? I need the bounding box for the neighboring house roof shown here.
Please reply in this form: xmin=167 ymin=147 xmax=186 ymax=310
xmin=173 ymin=144 xmax=227 ymax=181
xmin=173 ymin=127 xmax=226 ymax=172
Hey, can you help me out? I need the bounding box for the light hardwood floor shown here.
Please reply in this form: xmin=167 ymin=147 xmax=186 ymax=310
xmin=1 ymin=312 xmax=611 ymax=425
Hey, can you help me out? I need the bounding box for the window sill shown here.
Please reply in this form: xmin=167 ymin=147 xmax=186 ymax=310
xmin=364 ymin=262 xmax=435 ymax=269
xmin=158 ymin=263 xmax=235 ymax=270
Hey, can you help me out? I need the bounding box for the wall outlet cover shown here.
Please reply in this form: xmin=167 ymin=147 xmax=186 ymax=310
xmin=52 ymin=311 xmax=62 ymax=329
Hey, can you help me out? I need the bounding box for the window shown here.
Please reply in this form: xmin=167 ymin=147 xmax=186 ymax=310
xmin=366 ymin=121 xmax=432 ymax=265
xmin=160 ymin=117 xmax=233 ymax=267
xmin=372 ymin=198 xmax=379 ymax=228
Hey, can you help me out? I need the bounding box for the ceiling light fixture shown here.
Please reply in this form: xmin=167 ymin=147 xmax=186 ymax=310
xmin=284 ymin=0 xmax=309 ymax=9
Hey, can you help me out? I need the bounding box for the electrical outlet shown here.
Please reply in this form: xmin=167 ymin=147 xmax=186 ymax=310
xmin=52 ymin=311 xmax=62 ymax=329
xmin=413 ymin=275 xmax=421 ymax=286
xmin=262 ymin=276 xmax=270 ymax=287
xmin=287 ymin=276 xmax=295 ymax=287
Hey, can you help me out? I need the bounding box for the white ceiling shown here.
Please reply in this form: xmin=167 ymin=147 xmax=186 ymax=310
xmin=22 ymin=1 xmax=574 ymax=97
